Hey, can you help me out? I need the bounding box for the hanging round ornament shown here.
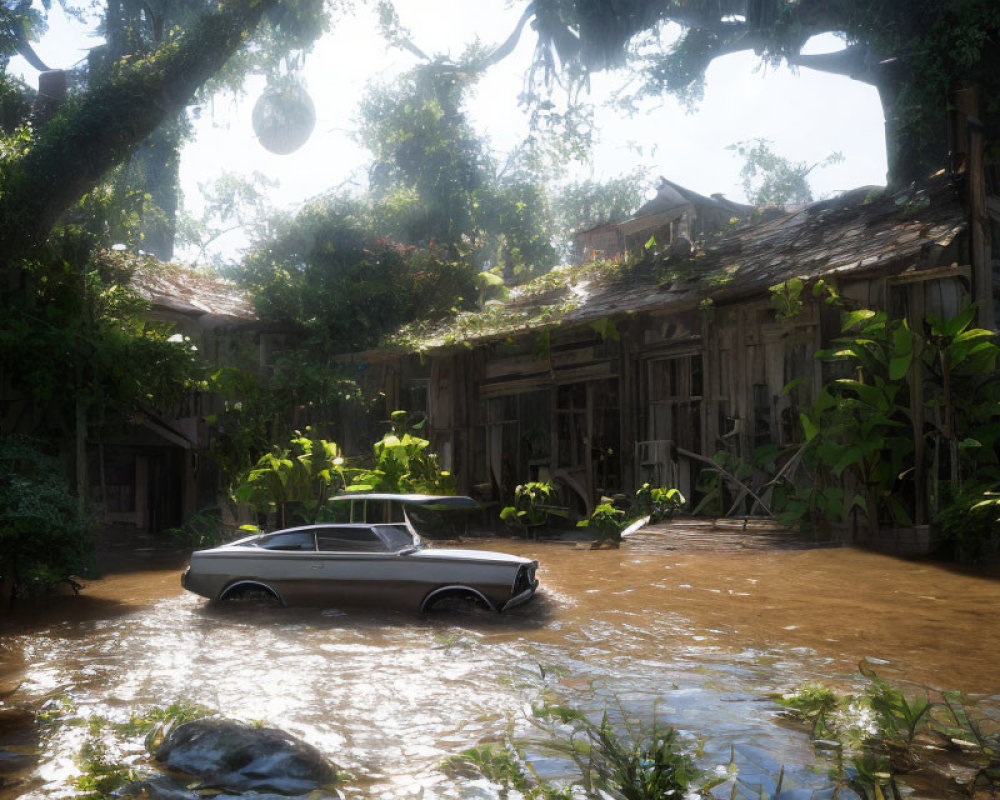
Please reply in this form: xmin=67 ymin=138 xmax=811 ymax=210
xmin=252 ymin=80 xmax=316 ymax=155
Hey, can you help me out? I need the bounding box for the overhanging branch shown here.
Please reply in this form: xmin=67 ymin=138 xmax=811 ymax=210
xmin=0 ymin=0 xmax=279 ymax=263
xmin=786 ymin=44 xmax=878 ymax=85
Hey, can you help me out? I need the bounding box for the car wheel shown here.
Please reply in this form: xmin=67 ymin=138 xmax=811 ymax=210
xmin=422 ymin=589 xmax=494 ymax=615
xmin=219 ymin=583 xmax=281 ymax=606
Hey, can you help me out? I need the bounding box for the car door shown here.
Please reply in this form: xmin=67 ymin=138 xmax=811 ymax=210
xmin=311 ymin=525 xmax=395 ymax=606
xmin=246 ymin=530 xmax=317 ymax=604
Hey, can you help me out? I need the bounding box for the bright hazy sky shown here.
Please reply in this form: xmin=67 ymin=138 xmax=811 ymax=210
xmin=12 ymin=0 xmax=889 ymax=263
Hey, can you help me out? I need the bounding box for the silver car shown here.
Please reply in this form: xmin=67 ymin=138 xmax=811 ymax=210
xmin=181 ymin=495 xmax=539 ymax=612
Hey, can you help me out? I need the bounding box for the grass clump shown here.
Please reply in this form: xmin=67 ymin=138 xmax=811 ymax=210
xmin=444 ymin=700 xmax=707 ymax=800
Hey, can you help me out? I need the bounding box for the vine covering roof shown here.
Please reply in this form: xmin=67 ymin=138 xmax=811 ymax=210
xmin=389 ymin=176 xmax=967 ymax=353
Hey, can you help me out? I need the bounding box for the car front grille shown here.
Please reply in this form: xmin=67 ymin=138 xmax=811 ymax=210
xmin=513 ymin=563 xmax=537 ymax=594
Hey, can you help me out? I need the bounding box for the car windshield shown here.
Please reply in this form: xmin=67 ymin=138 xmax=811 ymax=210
xmin=375 ymin=524 xmax=419 ymax=552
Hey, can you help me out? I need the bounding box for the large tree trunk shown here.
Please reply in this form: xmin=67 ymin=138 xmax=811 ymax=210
xmin=131 ymin=119 xmax=184 ymax=261
xmin=876 ymin=71 xmax=951 ymax=189
xmin=0 ymin=0 xmax=278 ymax=266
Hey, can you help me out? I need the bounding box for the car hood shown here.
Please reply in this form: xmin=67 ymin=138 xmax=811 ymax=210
xmin=410 ymin=548 xmax=534 ymax=565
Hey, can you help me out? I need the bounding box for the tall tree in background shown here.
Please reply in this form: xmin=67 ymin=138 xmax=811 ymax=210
xmin=728 ymin=138 xmax=843 ymax=207
xmin=524 ymin=0 xmax=1000 ymax=185
xmin=550 ymin=169 xmax=645 ymax=261
xmin=359 ymin=61 xmax=558 ymax=282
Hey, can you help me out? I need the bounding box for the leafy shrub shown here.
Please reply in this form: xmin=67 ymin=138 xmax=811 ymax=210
xmin=578 ymin=501 xmax=626 ymax=545
xmin=500 ymin=481 xmax=557 ymax=534
xmin=0 ymin=436 xmax=96 ymax=600
xmin=235 ymin=432 xmax=351 ymax=527
xmin=348 ymin=411 xmax=456 ymax=496
xmin=634 ymin=483 xmax=685 ymax=522
xmin=165 ymin=507 xmax=229 ymax=550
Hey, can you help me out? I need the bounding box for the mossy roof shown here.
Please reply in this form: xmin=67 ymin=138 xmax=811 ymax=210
xmin=389 ymin=177 xmax=967 ymax=354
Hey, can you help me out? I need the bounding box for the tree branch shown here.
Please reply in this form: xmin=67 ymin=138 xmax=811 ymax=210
xmin=786 ymin=44 xmax=878 ymax=85
xmin=0 ymin=0 xmax=278 ymax=264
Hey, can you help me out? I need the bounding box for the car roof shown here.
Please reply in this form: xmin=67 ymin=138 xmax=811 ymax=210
xmin=327 ymin=494 xmax=479 ymax=509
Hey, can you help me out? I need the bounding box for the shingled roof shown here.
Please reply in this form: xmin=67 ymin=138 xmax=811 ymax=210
xmin=390 ymin=177 xmax=967 ymax=353
xmin=128 ymin=257 xmax=257 ymax=324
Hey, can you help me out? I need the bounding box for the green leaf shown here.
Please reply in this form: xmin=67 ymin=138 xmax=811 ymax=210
xmin=841 ymin=309 xmax=878 ymax=330
xmin=833 ymin=446 xmax=864 ymax=476
xmin=799 ymin=413 xmax=820 ymax=442
xmin=644 ymin=235 xmax=657 ymax=251
xmin=889 ymin=354 xmax=912 ymax=381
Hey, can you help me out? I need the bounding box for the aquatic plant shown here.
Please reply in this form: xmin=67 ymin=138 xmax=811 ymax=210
xmin=444 ymin=703 xmax=704 ymax=800
xmin=35 ymin=699 xmax=216 ymax=800
xmin=773 ymin=682 xmax=842 ymax=738
xmin=775 ymin=666 xmax=1000 ymax=798
xmin=74 ymin=725 xmax=138 ymax=800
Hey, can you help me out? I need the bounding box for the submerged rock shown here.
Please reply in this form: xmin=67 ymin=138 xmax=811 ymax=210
xmin=126 ymin=774 xmax=340 ymax=800
xmin=154 ymin=718 xmax=338 ymax=795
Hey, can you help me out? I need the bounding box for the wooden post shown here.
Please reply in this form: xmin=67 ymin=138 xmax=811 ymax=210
xmin=968 ymin=119 xmax=994 ymax=330
xmin=908 ymin=284 xmax=927 ymax=524
xmin=953 ymin=87 xmax=994 ymax=330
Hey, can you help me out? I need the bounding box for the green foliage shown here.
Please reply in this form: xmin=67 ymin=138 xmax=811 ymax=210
xmin=0 ymin=436 xmax=96 ymax=598
xmin=74 ymin=731 xmax=137 ymax=800
xmin=116 ymin=700 xmax=215 ymax=740
xmin=240 ymin=199 xmax=478 ymax=352
xmin=530 ymin=703 xmax=703 ymax=800
xmin=358 ymin=62 xmax=559 ymax=283
xmin=165 ymin=507 xmax=229 ymax=550
xmin=578 ymin=501 xmax=626 ymax=545
xmin=787 ymin=311 xmax=918 ymax=529
xmin=773 ymin=683 xmax=842 ymax=738
xmin=40 ymin=699 xmax=215 ymax=800
xmin=728 ymin=139 xmax=843 ymax=208
xmin=234 ymin=432 xmax=350 ymax=527
xmin=777 ymin=668 xmax=1000 ymax=799
xmin=769 ymin=277 xmax=805 ymax=321
xmin=634 ymin=483 xmax=685 ymax=522
xmin=692 ymin=447 xmax=777 ymax=519
xmin=441 ymin=744 xmax=562 ymax=798
xmin=1 ymin=246 xmax=202 ymax=438
xmin=445 ymin=703 xmax=702 ymax=800
xmin=178 ymin=170 xmax=280 ymax=270
xmin=863 ymin=671 xmax=935 ymax=746
xmin=500 ymin=481 xmax=557 ymax=533
xmin=695 ymin=306 xmax=1000 ymax=548
xmin=550 ymin=170 xmax=645 ymax=262
xmin=934 ymin=484 xmax=1000 ymax=562
xmin=348 ymin=410 xmax=456 ymax=496
xmin=528 ymin=1 xmax=1000 ymax=185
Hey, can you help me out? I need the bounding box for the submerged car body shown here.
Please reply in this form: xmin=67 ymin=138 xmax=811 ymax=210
xmin=181 ymin=495 xmax=539 ymax=612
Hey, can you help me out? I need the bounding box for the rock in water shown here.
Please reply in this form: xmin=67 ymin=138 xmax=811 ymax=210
xmin=154 ymin=718 xmax=337 ymax=795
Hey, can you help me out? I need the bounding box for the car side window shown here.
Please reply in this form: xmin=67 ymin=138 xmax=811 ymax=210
xmin=257 ymin=531 xmax=316 ymax=551
xmin=375 ymin=524 xmax=416 ymax=552
xmin=316 ymin=527 xmax=386 ymax=553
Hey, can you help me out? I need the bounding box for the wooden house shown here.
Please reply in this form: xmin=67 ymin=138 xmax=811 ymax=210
xmin=573 ymin=178 xmax=754 ymax=265
xmin=351 ymin=172 xmax=997 ymax=539
xmin=88 ymin=260 xmax=260 ymax=532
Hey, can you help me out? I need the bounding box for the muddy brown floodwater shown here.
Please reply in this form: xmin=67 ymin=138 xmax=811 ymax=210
xmin=1 ymin=541 xmax=999 ymax=799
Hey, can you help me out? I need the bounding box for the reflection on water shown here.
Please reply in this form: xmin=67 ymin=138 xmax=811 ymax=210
xmin=2 ymin=543 xmax=999 ymax=799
